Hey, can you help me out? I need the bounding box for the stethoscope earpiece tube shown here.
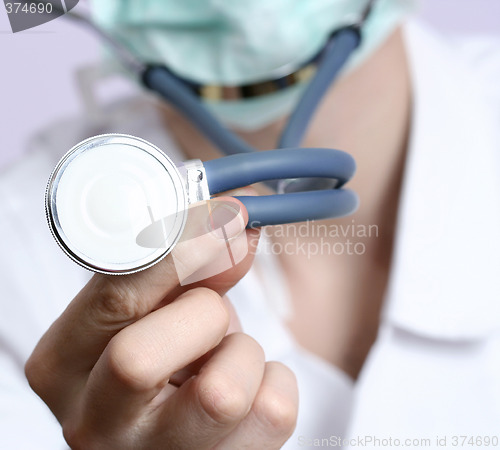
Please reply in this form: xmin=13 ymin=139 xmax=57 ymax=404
xmin=142 ymin=65 xmax=254 ymax=156
xmin=142 ymin=27 xmax=362 ymax=155
xmin=142 ymin=29 xmax=362 ymax=228
xmin=204 ymin=148 xmax=358 ymax=226
xmin=279 ymin=27 xmax=362 ymax=149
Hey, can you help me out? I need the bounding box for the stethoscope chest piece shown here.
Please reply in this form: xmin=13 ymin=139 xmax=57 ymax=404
xmin=46 ymin=134 xmax=187 ymax=274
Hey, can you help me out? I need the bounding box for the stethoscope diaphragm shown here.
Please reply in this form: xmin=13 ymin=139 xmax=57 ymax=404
xmin=46 ymin=134 xmax=188 ymax=274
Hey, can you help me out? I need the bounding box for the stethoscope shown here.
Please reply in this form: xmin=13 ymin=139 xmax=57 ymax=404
xmin=45 ymin=0 xmax=376 ymax=274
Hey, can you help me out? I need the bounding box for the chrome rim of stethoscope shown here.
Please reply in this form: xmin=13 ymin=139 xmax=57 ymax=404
xmin=46 ymin=134 xmax=188 ymax=274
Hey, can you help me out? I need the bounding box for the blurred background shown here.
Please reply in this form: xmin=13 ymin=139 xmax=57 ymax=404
xmin=1 ymin=0 xmax=499 ymax=168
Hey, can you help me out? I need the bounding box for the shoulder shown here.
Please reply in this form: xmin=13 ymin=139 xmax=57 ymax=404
xmin=403 ymin=19 xmax=500 ymax=101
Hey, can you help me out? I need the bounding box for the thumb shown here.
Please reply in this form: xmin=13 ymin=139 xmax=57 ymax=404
xmin=163 ymin=196 xmax=261 ymax=300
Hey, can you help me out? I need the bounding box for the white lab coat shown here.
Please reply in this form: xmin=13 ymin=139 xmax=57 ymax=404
xmin=1 ymin=20 xmax=500 ymax=449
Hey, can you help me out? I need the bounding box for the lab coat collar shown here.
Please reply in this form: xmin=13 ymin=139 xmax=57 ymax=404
xmin=383 ymin=21 xmax=500 ymax=341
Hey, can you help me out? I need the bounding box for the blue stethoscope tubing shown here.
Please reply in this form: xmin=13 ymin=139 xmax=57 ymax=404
xmin=204 ymin=148 xmax=357 ymax=226
xmin=58 ymin=1 xmax=376 ymax=227
xmin=142 ymin=26 xmax=362 ymax=226
xmin=141 ymin=27 xmax=360 ymax=156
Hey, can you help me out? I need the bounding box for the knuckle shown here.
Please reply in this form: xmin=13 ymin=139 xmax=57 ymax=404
xmin=90 ymin=276 xmax=146 ymax=325
xmin=223 ymin=333 xmax=266 ymax=369
xmin=62 ymin=422 xmax=87 ymax=450
xmin=62 ymin=420 xmax=102 ymax=450
xmin=195 ymin=371 xmax=251 ymax=426
xmin=105 ymin=335 xmax=157 ymax=392
xmin=230 ymin=332 xmax=265 ymax=358
xmin=254 ymin=387 xmax=298 ymax=436
xmin=254 ymin=364 xmax=298 ymax=436
xmin=24 ymin=352 xmax=54 ymax=397
xmin=24 ymin=355 xmax=44 ymax=394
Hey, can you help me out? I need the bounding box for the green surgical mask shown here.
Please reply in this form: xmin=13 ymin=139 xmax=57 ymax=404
xmin=92 ymin=0 xmax=415 ymax=130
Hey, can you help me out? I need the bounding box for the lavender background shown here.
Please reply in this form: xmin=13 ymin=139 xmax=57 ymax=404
xmin=1 ymin=0 xmax=499 ymax=169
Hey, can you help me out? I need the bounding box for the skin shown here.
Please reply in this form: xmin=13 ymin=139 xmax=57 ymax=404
xmin=25 ymin=26 xmax=410 ymax=448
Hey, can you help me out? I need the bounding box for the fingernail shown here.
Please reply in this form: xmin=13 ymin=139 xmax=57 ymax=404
xmin=206 ymin=201 xmax=245 ymax=240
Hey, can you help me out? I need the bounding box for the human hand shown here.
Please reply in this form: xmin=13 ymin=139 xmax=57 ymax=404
xmin=25 ymin=197 xmax=298 ymax=449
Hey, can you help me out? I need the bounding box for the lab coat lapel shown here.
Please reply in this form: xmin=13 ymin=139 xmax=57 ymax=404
xmin=383 ymin=22 xmax=500 ymax=340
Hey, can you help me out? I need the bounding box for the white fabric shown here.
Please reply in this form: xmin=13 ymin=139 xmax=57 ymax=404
xmin=1 ymin=20 xmax=500 ymax=449
xmin=345 ymin=22 xmax=500 ymax=447
xmin=385 ymin=22 xmax=500 ymax=340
